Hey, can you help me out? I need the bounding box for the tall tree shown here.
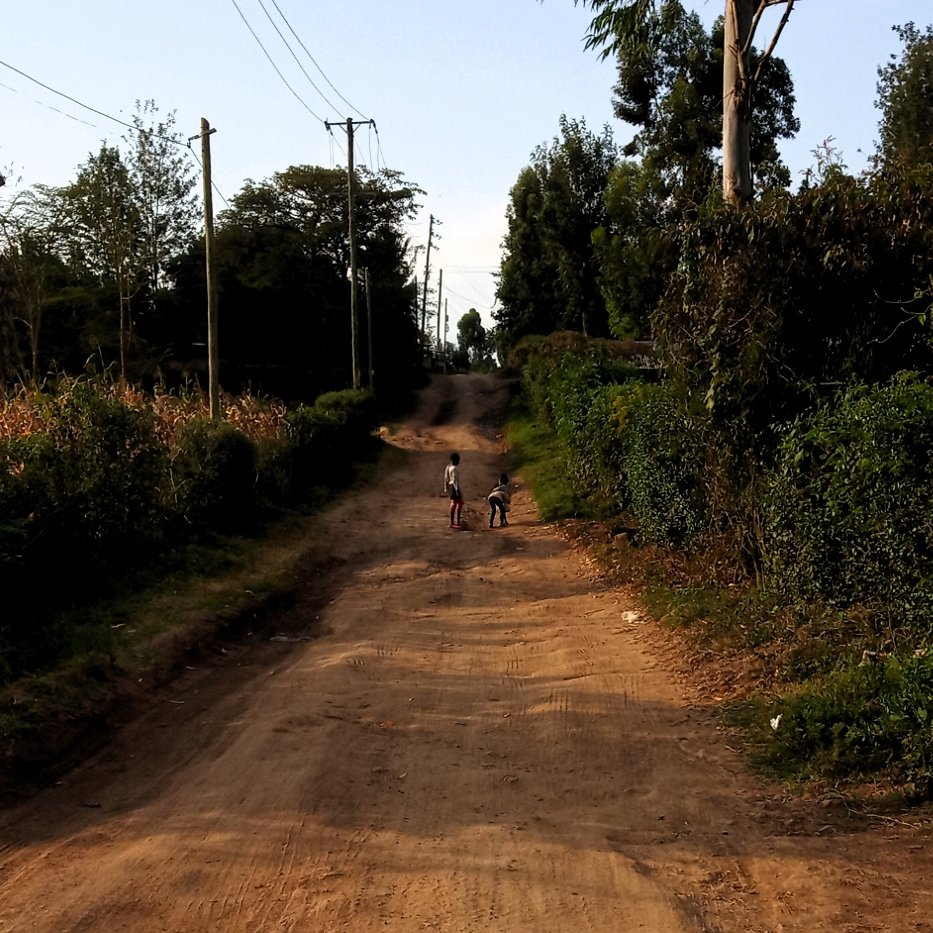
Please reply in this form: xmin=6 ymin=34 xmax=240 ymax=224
xmin=61 ymin=145 xmax=141 ymax=379
xmin=577 ymin=0 xmax=798 ymax=206
xmin=611 ymin=0 xmax=798 ymax=207
xmin=165 ymin=164 xmax=424 ymax=400
xmin=0 ymin=186 xmax=69 ymax=382
xmin=876 ymin=22 xmax=933 ymax=172
xmin=223 ymin=165 xmax=421 ymax=274
xmin=496 ymin=116 xmax=618 ymax=347
xmin=123 ymin=100 xmax=199 ymax=293
xmin=456 ymin=308 xmax=493 ymax=369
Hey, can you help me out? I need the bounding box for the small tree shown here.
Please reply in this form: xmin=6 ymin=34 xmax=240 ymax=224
xmin=123 ymin=100 xmax=199 ymax=293
xmin=0 ymin=187 xmax=69 ymax=383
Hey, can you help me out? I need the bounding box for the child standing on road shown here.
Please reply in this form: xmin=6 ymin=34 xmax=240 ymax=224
xmin=487 ymin=473 xmax=511 ymax=528
xmin=444 ymin=452 xmax=464 ymax=527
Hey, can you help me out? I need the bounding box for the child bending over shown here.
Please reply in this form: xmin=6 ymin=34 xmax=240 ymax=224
xmin=487 ymin=473 xmax=511 ymax=528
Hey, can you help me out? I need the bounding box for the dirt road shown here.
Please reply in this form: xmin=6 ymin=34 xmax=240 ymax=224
xmin=0 ymin=373 xmax=931 ymax=932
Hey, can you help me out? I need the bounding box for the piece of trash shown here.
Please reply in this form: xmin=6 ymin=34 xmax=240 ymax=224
xmin=167 ymin=699 xmax=185 ymax=705
xmin=397 ymin=772 xmax=408 ymax=780
xmin=770 ymin=714 xmax=782 ymax=731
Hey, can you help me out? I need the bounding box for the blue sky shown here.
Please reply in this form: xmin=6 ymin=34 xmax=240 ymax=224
xmin=2 ymin=1 xmax=930 ymax=338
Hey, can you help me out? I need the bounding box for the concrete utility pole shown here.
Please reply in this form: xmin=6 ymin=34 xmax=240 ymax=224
xmin=420 ymin=214 xmax=435 ymax=335
xmin=191 ymin=118 xmax=221 ymax=420
xmin=325 ymin=117 xmax=375 ymax=390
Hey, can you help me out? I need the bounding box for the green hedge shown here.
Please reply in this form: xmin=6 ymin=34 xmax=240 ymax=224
xmin=0 ymin=383 xmax=380 ymax=681
xmin=764 ymin=376 xmax=933 ymax=633
xmin=615 ymin=382 xmax=705 ymax=544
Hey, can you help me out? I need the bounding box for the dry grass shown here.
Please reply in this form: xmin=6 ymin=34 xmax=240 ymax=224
xmin=0 ymin=381 xmax=290 ymax=448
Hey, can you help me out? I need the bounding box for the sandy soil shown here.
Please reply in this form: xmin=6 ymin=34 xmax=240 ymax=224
xmin=1 ymin=372 xmax=932 ymax=932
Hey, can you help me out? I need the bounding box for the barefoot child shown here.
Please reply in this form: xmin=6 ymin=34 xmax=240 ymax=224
xmin=444 ymin=452 xmax=464 ymax=527
xmin=487 ymin=473 xmax=511 ymax=528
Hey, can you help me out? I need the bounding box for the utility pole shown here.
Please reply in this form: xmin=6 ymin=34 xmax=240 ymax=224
xmin=364 ymin=266 xmax=374 ymax=391
xmin=191 ymin=118 xmax=221 ymax=420
xmin=435 ymin=268 xmax=443 ymax=353
xmin=420 ymin=214 xmax=435 ymax=335
xmin=325 ymin=117 xmax=374 ymax=390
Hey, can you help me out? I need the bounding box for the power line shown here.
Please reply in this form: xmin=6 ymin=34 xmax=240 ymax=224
xmin=255 ymin=0 xmax=341 ymax=115
xmin=0 ymin=57 xmax=230 ymax=207
xmin=268 ymin=0 xmax=369 ymax=120
xmin=0 ymin=80 xmax=98 ymax=129
xmin=228 ymin=0 xmax=325 ymax=123
xmin=0 ymin=57 xmax=178 ymax=143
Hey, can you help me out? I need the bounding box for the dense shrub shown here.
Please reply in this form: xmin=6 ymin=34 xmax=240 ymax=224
xmin=285 ymin=389 xmax=378 ymax=490
xmin=170 ymin=419 xmax=258 ymax=531
xmin=764 ymin=376 xmax=933 ymax=633
xmin=653 ymin=167 xmax=933 ymax=559
xmin=0 ymin=384 xmax=169 ymax=673
xmin=615 ymin=383 xmax=705 ymax=544
xmin=0 ymin=380 xmax=382 ymax=682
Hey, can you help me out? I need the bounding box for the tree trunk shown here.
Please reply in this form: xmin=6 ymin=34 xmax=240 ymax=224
xmin=722 ymin=0 xmax=754 ymax=206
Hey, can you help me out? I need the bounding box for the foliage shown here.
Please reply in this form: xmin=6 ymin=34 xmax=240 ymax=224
xmin=614 ymin=381 xmax=704 ymax=543
xmin=876 ymin=22 xmax=933 ymax=172
xmin=122 ymin=100 xmax=199 ymax=292
xmin=285 ymin=388 xmax=379 ymax=490
xmin=593 ymin=160 xmax=677 ymax=339
xmin=221 ymin=164 xmax=422 ymax=276
xmin=170 ymin=419 xmax=257 ymax=531
xmin=164 ymin=165 xmax=425 ymax=402
xmin=611 ymin=1 xmax=799 ymax=203
xmin=653 ymin=166 xmax=933 ymax=559
xmin=763 ymin=376 xmax=933 ymax=634
xmin=0 ymin=379 xmax=380 ymax=682
xmin=765 ymin=651 xmax=933 ymax=798
xmin=505 ymin=392 xmax=601 ymax=521
xmin=0 ymin=141 xmax=425 ymax=404
xmin=496 ymin=117 xmax=618 ymax=349
xmin=456 ymin=309 xmax=494 ymax=369
xmin=575 ymin=0 xmax=799 ymax=206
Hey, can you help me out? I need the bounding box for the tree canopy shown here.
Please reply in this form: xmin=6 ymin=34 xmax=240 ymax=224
xmin=876 ymin=22 xmax=933 ymax=172
xmin=496 ymin=116 xmax=618 ymax=349
xmin=0 ymin=122 xmax=427 ymax=404
xmin=576 ymin=0 xmax=799 ymax=206
xmin=611 ymin=1 xmax=799 ymax=206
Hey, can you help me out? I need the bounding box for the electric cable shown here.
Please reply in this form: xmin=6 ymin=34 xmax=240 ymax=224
xmin=0 ymin=57 xmax=229 ymax=206
xmin=268 ymin=0 xmax=369 ymax=120
xmin=255 ymin=0 xmax=342 ymax=115
xmin=0 ymin=57 xmax=179 ymax=143
xmin=228 ymin=0 xmax=325 ymax=123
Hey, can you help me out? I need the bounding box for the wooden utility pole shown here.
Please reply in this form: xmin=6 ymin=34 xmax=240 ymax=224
xmin=435 ymin=268 xmax=443 ymax=352
xmin=325 ymin=117 xmax=375 ymax=390
xmin=420 ymin=214 xmax=435 ymax=334
xmin=364 ymin=266 xmax=374 ymax=391
xmin=346 ymin=117 xmax=360 ymax=389
xmin=194 ymin=117 xmax=221 ymax=420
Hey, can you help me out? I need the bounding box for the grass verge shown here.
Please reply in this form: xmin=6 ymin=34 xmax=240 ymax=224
xmin=0 ymin=448 xmax=390 ymax=796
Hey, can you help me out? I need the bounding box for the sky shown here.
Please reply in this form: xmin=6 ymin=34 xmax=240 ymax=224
xmin=1 ymin=0 xmax=931 ymax=341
